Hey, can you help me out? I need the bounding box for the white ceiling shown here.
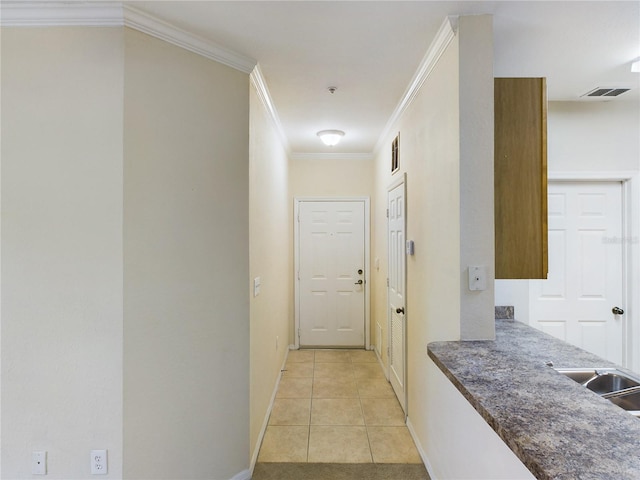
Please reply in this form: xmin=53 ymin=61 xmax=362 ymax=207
xmin=126 ymin=1 xmax=640 ymax=156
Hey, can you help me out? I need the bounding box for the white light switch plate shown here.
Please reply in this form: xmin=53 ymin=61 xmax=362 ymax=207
xmin=468 ymin=266 xmax=487 ymax=291
xmin=32 ymin=451 xmax=47 ymax=475
xmin=253 ymin=277 xmax=261 ymax=297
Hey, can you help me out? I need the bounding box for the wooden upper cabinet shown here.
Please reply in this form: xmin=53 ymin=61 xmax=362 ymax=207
xmin=494 ymin=77 xmax=548 ymax=279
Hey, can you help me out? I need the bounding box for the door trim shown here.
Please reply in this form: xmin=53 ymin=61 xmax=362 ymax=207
xmin=293 ymin=197 xmax=371 ymax=350
xmin=548 ymin=172 xmax=639 ymax=371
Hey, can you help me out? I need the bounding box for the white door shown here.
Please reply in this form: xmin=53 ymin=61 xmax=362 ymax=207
xmin=298 ymin=201 xmax=366 ymax=347
xmin=530 ymin=181 xmax=625 ymax=365
xmin=388 ymin=179 xmax=407 ymax=412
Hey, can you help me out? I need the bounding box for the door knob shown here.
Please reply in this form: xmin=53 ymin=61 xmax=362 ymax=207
xmin=612 ymin=306 xmax=624 ymax=315
xmin=357 ymin=269 xmax=363 ymax=275
xmin=396 ymin=307 xmax=404 ymax=314
xmin=354 ymin=279 xmax=363 ymax=285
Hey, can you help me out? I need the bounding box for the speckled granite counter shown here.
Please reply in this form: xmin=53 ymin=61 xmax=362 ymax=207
xmin=427 ymin=319 xmax=640 ymax=480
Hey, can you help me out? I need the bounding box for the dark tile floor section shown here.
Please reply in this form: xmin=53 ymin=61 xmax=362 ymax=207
xmin=251 ymin=462 xmax=431 ymax=480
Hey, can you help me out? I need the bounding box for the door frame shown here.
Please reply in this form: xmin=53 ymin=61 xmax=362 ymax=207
xmin=547 ymin=172 xmax=639 ymax=371
xmin=293 ymin=197 xmax=371 ymax=350
xmin=387 ymin=173 xmax=407 ymax=413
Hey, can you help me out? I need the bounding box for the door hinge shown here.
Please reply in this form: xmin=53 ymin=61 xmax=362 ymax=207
xmin=386 ymin=208 xmax=389 ymax=218
xmin=297 ymin=270 xmax=300 ymax=280
xmin=298 ymin=328 xmax=301 ymax=339
xmin=387 ymin=277 xmax=389 ymax=287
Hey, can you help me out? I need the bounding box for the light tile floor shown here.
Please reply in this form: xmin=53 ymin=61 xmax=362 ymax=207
xmin=257 ymin=349 xmax=423 ymax=464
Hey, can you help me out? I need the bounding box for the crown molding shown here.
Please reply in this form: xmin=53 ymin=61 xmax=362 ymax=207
xmin=123 ymin=5 xmax=256 ymax=74
xmin=0 ymin=2 xmax=257 ymax=74
xmin=2 ymin=6 xmax=459 ymax=158
xmin=290 ymin=153 xmax=374 ymax=162
xmin=0 ymin=1 xmax=123 ymax=26
xmin=250 ymin=64 xmax=290 ymax=152
xmin=374 ymin=15 xmax=458 ymax=154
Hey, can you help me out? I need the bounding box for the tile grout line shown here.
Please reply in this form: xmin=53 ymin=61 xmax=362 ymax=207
xmin=357 ymin=360 xmax=376 ymax=464
xmin=306 ymin=349 xmax=315 ymax=463
xmin=263 ymin=349 xmax=416 ymax=465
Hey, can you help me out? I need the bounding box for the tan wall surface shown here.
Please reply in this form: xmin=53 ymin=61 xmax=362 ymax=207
xmin=123 ymin=28 xmax=250 ymax=479
xmin=548 ymin=101 xmax=640 ymax=173
xmin=372 ymin=16 xmax=507 ymax=478
xmin=1 ymin=27 xmax=125 ymax=478
xmin=290 ymin=158 xmax=373 ymax=198
xmin=372 ymin=32 xmax=461 ymax=455
xmin=249 ymin=78 xmax=292 ymax=463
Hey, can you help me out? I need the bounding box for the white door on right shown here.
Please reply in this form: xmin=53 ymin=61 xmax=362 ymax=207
xmin=388 ymin=179 xmax=406 ymax=413
xmin=530 ymin=181 xmax=625 ymax=365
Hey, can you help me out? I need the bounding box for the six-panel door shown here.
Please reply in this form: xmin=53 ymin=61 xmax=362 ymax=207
xmin=298 ymin=201 xmax=366 ymax=347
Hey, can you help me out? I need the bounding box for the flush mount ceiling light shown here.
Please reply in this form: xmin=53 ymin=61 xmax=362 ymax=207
xmin=317 ymin=129 xmax=345 ymax=146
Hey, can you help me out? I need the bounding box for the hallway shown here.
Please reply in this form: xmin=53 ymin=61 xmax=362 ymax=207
xmin=253 ymin=349 xmax=430 ymax=479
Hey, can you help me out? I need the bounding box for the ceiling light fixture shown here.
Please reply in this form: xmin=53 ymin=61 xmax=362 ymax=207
xmin=317 ymin=129 xmax=345 ymax=146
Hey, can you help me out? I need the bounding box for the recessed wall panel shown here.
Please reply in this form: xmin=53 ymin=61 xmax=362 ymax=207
xmin=548 ymin=193 xmax=565 ymax=217
xmin=310 ymin=233 xmax=329 ymax=279
xmin=310 ymin=291 xmax=329 ymax=331
xmin=538 ymin=321 xmax=567 ymax=342
xmin=541 ymin=230 xmax=566 ymax=298
xmin=579 ymin=194 xmax=606 ymax=217
xmin=336 ymin=291 xmax=354 ymax=330
xmin=311 ymin=210 xmax=329 ymax=224
xmin=579 ymin=230 xmax=606 ymax=298
xmin=336 ymin=210 xmax=353 ymax=225
xmin=579 ymin=321 xmax=607 ymax=359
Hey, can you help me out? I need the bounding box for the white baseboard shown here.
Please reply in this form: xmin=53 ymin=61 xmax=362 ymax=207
xmin=374 ymin=345 xmax=389 ymax=381
xmin=229 ymin=468 xmax=251 ymax=480
xmin=406 ymin=416 xmax=437 ymax=480
xmin=249 ymin=348 xmax=290 ymax=475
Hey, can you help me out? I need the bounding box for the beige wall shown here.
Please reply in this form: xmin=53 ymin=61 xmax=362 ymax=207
xmin=548 ymin=101 xmax=640 ymax=172
xmin=372 ymin=16 xmax=506 ymax=477
xmin=1 ymin=27 xmax=125 ymax=478
xmin=249 ymin=76 xmax=292 ymax=463
xmin=1 ymin=25 xmax=252 ymax=480
xmin=123 ymin=28 xmax=250 ymax=480
xmin=457 ymin=15 xmax=495 ymax=340
xmin=372 ymin=27 xmax=461 ymax=459
xmin=290 ymin=158 xmax=373 ymax=198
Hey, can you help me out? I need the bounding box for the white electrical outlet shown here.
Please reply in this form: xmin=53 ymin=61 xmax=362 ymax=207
xmin=32 ymin=451 xmax=47 ymax=475
xmin=91 ymin=450 xmax=108 ymax=475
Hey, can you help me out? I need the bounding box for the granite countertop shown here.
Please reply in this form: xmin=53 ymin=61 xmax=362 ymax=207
xmin=427 ymin=319 xmax=640 ymax=480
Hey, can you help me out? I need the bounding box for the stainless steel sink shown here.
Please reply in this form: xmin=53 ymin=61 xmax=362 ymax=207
xmin=555 ymin=367 xmax=640 ymax=417
xmin=555 ymin=368 xmax=599 ymax=385
xmin=585 ymin=372 xmax=640 ymax=394
xmin=608 ymin=391 xmax=640 ymax=416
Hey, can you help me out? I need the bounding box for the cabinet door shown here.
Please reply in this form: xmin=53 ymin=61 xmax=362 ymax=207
xmin=494 ymin=77 xmax=548 ymax=279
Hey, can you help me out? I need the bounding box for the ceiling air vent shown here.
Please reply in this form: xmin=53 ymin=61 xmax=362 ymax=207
xmin=582 ymin=87 xmax=630 ymax=98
